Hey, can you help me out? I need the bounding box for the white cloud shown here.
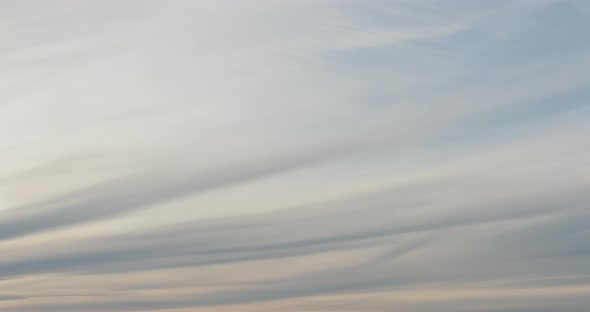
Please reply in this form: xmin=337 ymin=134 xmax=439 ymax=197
xmin=0 ymin=0 xmax=589 ymax=311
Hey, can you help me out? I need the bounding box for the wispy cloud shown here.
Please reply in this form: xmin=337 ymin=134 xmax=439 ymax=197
xmin=0 ymin=0 xmax=589 ymax=311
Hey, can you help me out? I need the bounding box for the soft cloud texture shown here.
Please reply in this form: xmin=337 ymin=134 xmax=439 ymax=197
xmin=0 ymin=0 xmax=589 ymax=311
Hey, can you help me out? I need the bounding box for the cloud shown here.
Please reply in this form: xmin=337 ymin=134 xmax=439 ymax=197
xmin=0 ymin=1 xmax=589 ymax=312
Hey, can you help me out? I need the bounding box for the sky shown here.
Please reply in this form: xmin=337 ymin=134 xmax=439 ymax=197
xmin=0 ymin=0 xmax=589 ymax=311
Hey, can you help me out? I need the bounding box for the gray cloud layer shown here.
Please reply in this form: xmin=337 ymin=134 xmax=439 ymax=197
xmin=0 ymin=1 xmax=589 ymax=311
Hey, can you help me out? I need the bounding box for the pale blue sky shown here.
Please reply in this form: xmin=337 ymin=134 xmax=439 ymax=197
xmin=0 ymin=1 xmax=589 ymax=311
